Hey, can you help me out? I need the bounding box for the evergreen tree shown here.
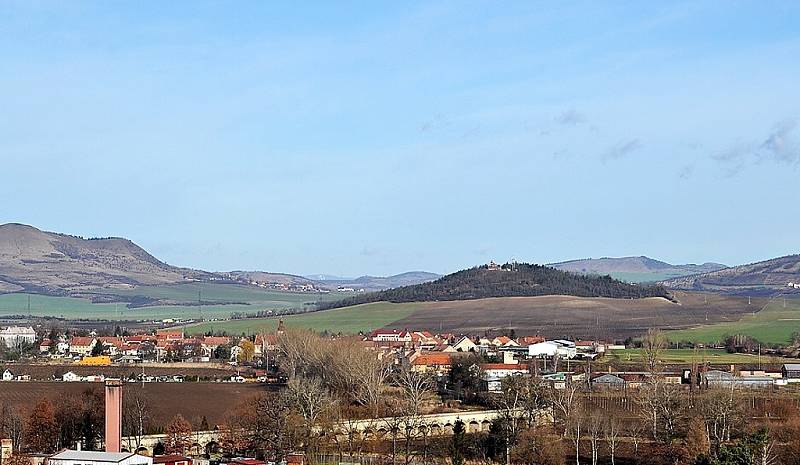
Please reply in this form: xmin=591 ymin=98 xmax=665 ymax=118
xmin=451 ymin=420 xmax=466 ymax=465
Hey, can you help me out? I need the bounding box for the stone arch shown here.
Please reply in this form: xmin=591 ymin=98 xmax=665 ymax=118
xmin=430 ymin=424 xmax=442 ymax=436
xmin=468 ymin=421 xmax=480 ymax=433
xmin=135 ymin=447 xmax=149 ymax=456
xmin=481 ymin=420 xmax=491 ymax=432
xmin=190 ymin=443 xmax=202 ymax=455
xmin=444 ymin=423 xmax=454 ymax=435
xmin=376 ymin=427 xmax=388 ymax=438
xmin=418 ymin=424 xmax=429 ymax=436
xmin=205 ymin=441 xmax=220 ymax=455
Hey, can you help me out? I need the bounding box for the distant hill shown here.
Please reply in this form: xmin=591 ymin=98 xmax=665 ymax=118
xmin=0 ymin=223 xmax=439 ymax=299
xmin=305 ymin=274 xmax=352 ymax=281
xmin=316 ymin=271 xmax=441 ymax=292
xmin=550 ymin=256 xmax=727 ymax=283
xmin=224 ymin=271 xmax=320 ymax=287
xmin=0 ymin=223 xmax=213 ymax=295
xmin=661 ymin=254 xmax=800 ymax=295
xmin=319 ymin=262 xmax=671 ymax=310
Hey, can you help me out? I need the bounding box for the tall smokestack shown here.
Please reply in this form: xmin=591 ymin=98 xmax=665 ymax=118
xmin=105 ymin=379 xmax=123 ymax=453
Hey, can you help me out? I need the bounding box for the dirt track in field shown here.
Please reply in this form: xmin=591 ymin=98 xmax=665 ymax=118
xmin=389 ymin=291 xmax=763 ymax=340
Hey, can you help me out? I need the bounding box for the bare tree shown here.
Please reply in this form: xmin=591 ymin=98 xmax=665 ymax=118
xmin=396 ymin=368 xmax=434 ymax=417
xmin=331 ymin=342 xmax=392 ymax=415
xmin=641 ymin=329 xmax=667 ymax=374
xmin=286 ymin=376 xmax=332 ymax=428
xmin=603 ymin=413 xmax=622 ymax=465
xmin=625 ymin=421 xmax=646 ymax=455
xmin=395 ymin=368 xmax=435 ymax=465
xmin=1 ymin=403 xmax=24 ymax=453
xmin=567 ymin=413 xmax=583 ymax=465
xmin=285 ymin=375 xmax=334 ymax=456
xmin=277 ymin=329 xmax=320 ymax=379
xmin=586 ymin=411 xmax=603 ymax=465
xmin=696 ymin=386 xmax=743 ymax=449
xmin=122 ymin=390 xmax=151 ymax=452
xmin=627 ymin=421 xmax=644 ymax=457
xmin=548 ymin=379 xmax=581 ymax=436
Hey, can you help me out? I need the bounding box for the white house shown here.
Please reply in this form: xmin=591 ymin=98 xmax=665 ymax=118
xmin=49 ymin=450 xmax=153 ymax=465
xmin=63 ymin=371 xmax=81 ymax=382
xmin=453 ymin=336 xmax=478 ymax=352
xmin=2 ymin=369 xmax=14 ymax=381
xmin=69 ymin=337 xmax=97 ymax=356
xmin=480 ymin=363 xmax=530 ymax=392
xmin=0 ymin=326 xmax=37 ymax=348
xmin=369 ymin=329 xmax=412 ymax=343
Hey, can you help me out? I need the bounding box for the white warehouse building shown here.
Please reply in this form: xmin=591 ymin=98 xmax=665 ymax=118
xmin=528 ymin=340 xmax=577 ymax=359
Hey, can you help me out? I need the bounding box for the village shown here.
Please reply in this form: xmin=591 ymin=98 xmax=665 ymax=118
xmin=3 ymin=323 xmax=800 ymax=390
xmin=5 ymin=320 xmax=800 ymax=465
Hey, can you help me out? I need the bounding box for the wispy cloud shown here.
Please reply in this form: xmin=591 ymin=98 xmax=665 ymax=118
xmin=759 ymin=120 xmax=799 ymax=164
xmin=420 ymin=113 xmax=450 ymax=133
xmin=554 ymin=109 xmax=587 ymax=126
xmin=714 ymin=120 xmax=800 ymax=176
xmin=677 ymin=164 xmax=694 ymax=180
xmin=360 ymin=246 xmax=382 ymax=257
xmin=601 ymin=139 xmax=642 ymax=161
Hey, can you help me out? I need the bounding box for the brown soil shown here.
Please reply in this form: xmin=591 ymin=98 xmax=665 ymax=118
xmin=0 ymin=381 xmax=267 ymax=428
xmin=391 ymin=291 xmax=763 ymax=340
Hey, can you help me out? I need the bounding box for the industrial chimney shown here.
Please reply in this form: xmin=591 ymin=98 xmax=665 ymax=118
xmin=105 ymin=379 xmax=123 ymax=453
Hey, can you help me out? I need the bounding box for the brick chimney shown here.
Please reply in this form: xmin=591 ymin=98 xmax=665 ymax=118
xmin=104 ymin=379 xmax=123 ymax=453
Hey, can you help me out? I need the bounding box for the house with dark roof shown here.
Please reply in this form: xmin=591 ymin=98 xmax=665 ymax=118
xmin=782 ymin=364 xmax=800 ymax=382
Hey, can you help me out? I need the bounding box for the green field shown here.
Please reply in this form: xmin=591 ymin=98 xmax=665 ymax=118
xmin=184 ymin=301 xmax=421 ymax=336
xmin=0 ymin=283 xmax=350 ymax=321
xmin=606 ymin=348 xmax=788 ymax=365
xmin=667 ymin=297 xmax=800 ymax=345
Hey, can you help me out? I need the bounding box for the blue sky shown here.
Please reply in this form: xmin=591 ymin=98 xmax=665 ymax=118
xmin=1 ymin=1 xmax=799 ymax=277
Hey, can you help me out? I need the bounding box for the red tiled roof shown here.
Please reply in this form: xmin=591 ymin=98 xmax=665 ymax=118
xmin=411 ymin=353 xmax=452 ymax=366
xmin=254 ymin=334 xmax=277 ymax=345
xmin=70 ymin=337 xmax=94 ymax=347
xmin=517 ymin=336 xmax=545 ymax=345
xmin=153 ymin=455 xmax=192 ymax=464
xmin=203 ymin=336 xmax=231 ymax=346
xmin=480 ymin=363 xmax=528 ymax=371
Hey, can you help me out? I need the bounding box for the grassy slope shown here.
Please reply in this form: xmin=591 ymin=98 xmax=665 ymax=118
xmin=667 ymin=297 xmax=800 ymax=345
xmin=606 ymin=348 xmax=789 ymax=365
xmin=184 ymin=302 xmax=420 ymax=335
xmin=86 ymin=282 xmax=335 ymax=304
xmin=0 ymin=283 xmax=349 ymax=320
